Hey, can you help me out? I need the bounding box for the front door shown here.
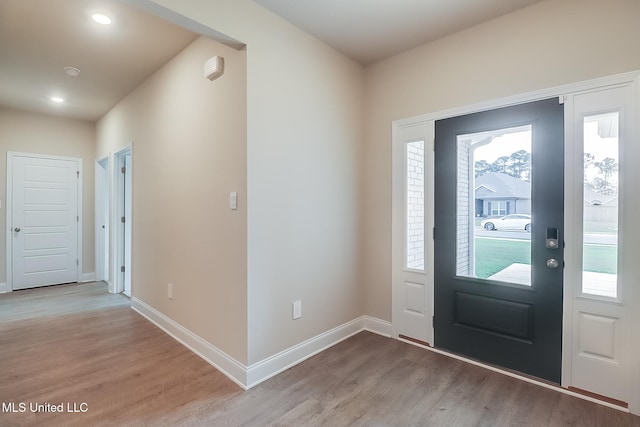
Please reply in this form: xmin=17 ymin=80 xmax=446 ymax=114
xmin=9 ymin=153 xmax=80 ymax=290
xmin=434 ymin=98 xmax=564 ymax=382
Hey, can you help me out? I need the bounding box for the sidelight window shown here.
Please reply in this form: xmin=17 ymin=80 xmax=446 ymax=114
xmin=405 ymin=141 xmax=425 ymax=270
xmin=582 ymin=112 xmax=619 ymax=298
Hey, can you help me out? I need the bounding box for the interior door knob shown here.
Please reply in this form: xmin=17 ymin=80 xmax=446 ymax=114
xmin=14 ymin=227 xmax=21 ymax=232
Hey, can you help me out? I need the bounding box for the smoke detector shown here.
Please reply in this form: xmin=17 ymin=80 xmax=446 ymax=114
xmin=64 ymin=67 xmax=81 ymax=77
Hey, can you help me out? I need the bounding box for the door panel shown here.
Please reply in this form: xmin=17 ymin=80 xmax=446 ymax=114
xmin=11 ymin=155 xmax=79 ymax=290
xmin=434 ymin=98 xmax=564 ymax=382
xmin=564 ymin=84 xmax=633 ymax=403
xmin=455 ymin=292 xmax=533 ymax=341
xmin=392 ymin=122 xmax=434 ymax=345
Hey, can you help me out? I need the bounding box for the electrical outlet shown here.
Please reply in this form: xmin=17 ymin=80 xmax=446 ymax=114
xmin=293 ymin=300 xmax=301 ymax=320
xmin=168 ymin=283 xmax=173 ymax=300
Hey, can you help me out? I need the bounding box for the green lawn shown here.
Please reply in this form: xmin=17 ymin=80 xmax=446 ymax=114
xmin=474 ymin=237 xmax=616 ymax=279
xmin=475 ymin=238 xmax=530 ymax=278
xmin=583 ymin=245 xmax=617 ymax=274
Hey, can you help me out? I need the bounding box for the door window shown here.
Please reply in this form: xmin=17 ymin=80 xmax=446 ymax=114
xmin=456 ymin=125 xmax=532 ymax=286
xmin=406 ymin=141 xmax=425 ymax=270
xmin=582 ymin=112 xmax=619 ymax=298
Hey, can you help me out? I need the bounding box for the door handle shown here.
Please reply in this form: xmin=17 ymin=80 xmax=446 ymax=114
xmin=14 ymin=227 xmax=21 ymax=232
xmin=546 ymin=258 xmax=559 ymax=269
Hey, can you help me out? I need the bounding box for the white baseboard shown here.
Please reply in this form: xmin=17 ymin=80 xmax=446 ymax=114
xmin=246 ymin=317 xmax=365 ymax=388
xmin=129 ymin=299 xmax=391 ymax=391
xmin=0 ymin=282 xmax=9 ymax=294
xmin=81 ymin=272 xmax=96 ymax=283
xmin=363 ymin=315 xmax=392 ymax=337
xmin=131 ymin=297 xmax=249 ymax=389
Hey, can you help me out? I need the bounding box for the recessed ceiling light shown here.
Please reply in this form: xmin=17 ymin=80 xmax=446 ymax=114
xmin=64 ymin=66 xmax=81 ymax=77
xmin=50 ymin=97 xmax=65 ymax=103
xmin=91 ymin=13 xmax=112 ymax=25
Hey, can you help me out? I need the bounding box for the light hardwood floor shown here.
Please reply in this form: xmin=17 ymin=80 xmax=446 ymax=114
xmin=1 ymin=282 xmax=639 ymax=426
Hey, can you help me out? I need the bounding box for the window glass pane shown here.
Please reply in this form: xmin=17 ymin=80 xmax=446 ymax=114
xmin=406 ymin=141 xmax=425 ymax=270
xmin=456 ymin=125 xmax=532 ymax=286
xmin=582 ymin=112 xmax=619 ymax=298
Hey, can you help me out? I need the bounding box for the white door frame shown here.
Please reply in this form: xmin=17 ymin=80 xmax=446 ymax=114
xmin=112 ymin=147 xmax=132 ymax=295
xmin=95 ymin=156 xmax=109 ymax=283
xmin=6 ymin=152 xmax=83 ymax=291
xmin=391 ymin=70 xmax=640 ymax=413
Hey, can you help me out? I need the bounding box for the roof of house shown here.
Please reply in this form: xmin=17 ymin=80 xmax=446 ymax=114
xmin=584 ymin=187 xmax=618 ymax=206
xmin=475 ymin=172 xmax=531 ymax=200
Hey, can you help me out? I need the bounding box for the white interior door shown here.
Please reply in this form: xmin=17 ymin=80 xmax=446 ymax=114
xmin=9 ymin=153 xmax=80 ymax=290
xmin=95 ymin=157 xmax=109 ymax=283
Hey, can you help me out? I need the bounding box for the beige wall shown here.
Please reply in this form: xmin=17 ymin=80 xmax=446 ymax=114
xmin=0 ymin=108 xmax=95 ymax=285
xmin=241 ymin=7 xmax=364 ymax=365
xmin=117 ymin=0 xmax=640 ymax=367
xmin=96 ymin=36 xmax=248 ymax=362
xmin=362 ymin=0 xmax=640 ymax=320
xmin=140 ymin=0 xmax=365 ymax=364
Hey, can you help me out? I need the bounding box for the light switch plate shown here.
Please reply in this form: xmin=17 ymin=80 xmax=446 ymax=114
xmin=293 ymin=300 xmax=302 ymax=319
xmin=230 ymin=192 xmax=237 ymax=210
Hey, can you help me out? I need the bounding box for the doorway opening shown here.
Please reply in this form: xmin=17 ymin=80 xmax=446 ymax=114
xmin=113 ymin=148 xmax=132 ymax=296
xmin=95 ymin=157 xmax=109 ymax=284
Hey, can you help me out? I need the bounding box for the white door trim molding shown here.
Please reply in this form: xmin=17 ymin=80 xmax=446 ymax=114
xmin=394 ymin=71 xmax=640 ymax=127
xmin=6 ymin=152 xmax=83 ymax=291
xmin=112 ymin=146 xmax=132 ymax=295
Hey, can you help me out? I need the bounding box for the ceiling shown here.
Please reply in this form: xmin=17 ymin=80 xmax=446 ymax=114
xmin=0 ymin=0 xmax=543 ymax=123
xmin=253 ymin=0 xmax=544 ymax=65
xmin=0 ymin=0 xmax=198 ymax=122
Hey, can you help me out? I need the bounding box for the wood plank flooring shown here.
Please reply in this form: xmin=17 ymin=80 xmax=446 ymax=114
xmin=1 ymin=282 xmax=639 ymax=426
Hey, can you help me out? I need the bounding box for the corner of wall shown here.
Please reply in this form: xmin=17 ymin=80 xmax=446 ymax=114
xmin=81 ymin=272 xmax=96 ymax=283
xmin=132 ymin=294 xmax=392 ymax=392
xmin=131 ymin=297 xmax=249 ymax=390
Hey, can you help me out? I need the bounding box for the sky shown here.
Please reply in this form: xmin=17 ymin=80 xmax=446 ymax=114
xmin=470 ymin=127 xmax=531 ymax=163
xmin=466 ymin=115 xmax=618 ymax=165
